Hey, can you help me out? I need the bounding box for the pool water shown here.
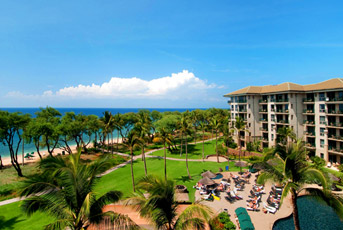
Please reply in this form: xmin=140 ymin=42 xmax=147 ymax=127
xmin=212 ymin=173 xmax=223 ymax=180
xmin=273 ymin=196 xmax=343 ymax=230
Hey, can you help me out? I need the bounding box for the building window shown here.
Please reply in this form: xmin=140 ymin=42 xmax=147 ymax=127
xmin=271 ymin=134 xmax=274 ymax=141
xmin=248 ymin=114 xmax=251 ymax=118
xmin=320 ymin=116 xmax=326 ymax=124
xmin=249 ymin=123 xmax=251 ymax=127
xmin=320 ymin=153 xmax=324 ymax=158
xmin=320 ymin=139 xmax=324 ymax=148
xmin=249 ymin=104 xmax=251 ymax=109
xmin=291 ymin=104 xmax=293 ymax=109
xmin=319 ymin=104 xmax=325 ymax=112
xmin=291 ymin=115 xmax=293 ymax=120
xmin=319 ymin=92 xmax=325 ymax=101
xmin=320 ymin=128 xmax=325 ymax=136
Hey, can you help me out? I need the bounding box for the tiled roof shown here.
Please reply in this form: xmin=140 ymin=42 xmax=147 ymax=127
xmin=224 ymin=78 xmax=343 ymax=96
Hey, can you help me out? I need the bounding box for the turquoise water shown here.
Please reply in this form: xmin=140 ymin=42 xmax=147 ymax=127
xmin=0 ymin=108 xmax=200 ymax=158
xmin=273 ymin=196 xmax=343 ymax=230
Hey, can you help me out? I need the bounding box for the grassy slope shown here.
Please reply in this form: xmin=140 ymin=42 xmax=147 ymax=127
xmin=0 ymin=158 xmax=243 ymax=230
xmin=150 ymin=138 xmax=223 ymax=159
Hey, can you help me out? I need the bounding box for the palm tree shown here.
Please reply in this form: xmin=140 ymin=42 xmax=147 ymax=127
xmin=125 ymin=175 xmax=213 ymax=230
xmin=100 ymin=111 xmax=113 ymax=154
xmin=123 ymin=131 xmax=141 ymax=192
xmin=258 ymin=140 xmax=343 ymax=230
xmin=134 ymin=122 xmax=150 ymax=177
xmin=231 ymin=116 xmax=248 ymax=169
xmin=276 ymin=126 xmax=296 ymax=146
xmin=19 ymin=151 xmax=137 ymax=230
xmin=198 ymin=121 xmax=207 ymax=162
xmin=180 ymin=116 xmax=192 ymax=179
xmin=210 ymin=117 xmax=221 ymax=163
xmin=190 ymin=110 xmax=199 ymax=144
xmin=153 ymin=127 xmax=173 ymax=180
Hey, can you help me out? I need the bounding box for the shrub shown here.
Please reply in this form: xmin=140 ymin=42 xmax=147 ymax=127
xmin=310 ymin=156 xmax=325 ymax=168
xmin=210 ymin=212 xmax=236 ymax=230
xmin=217 ymin=144 xmax=228 ymax=156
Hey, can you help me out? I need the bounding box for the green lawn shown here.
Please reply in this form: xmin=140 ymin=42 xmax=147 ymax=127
xmin=0 ymin=157 xmax=243 ymax=230
xmin=150 ymin=138 xmax=223 ymax=159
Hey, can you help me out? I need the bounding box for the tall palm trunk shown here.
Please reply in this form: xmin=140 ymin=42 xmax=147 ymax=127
xmin=117 ymin=129 xmax=119 ymax=151
xmin=238 ymin=132 xmax=242 ymax=173
xmin=22 ymin=139 xmax=24 ymax=166
xmin=111 ymin=131 xmax=113 ymax=155
xmin=142 ymin=146 xmax=147 ymax=176
xmin=164 ymin=142 xmax=167 ymax=180
xmin=215 ymin=130 xmax=219 ymax=163
xmin=130 ymin=148 xmax=135 ymax=192
xmin=186 ymin=135 xmax=191 ymax=179
xmin=202 ymin=129 xmax=205 ymax=162
xmin=194 ymin=127 xmax=197 ymax=144
xmin=180 ymin=131 xmax=183 ymax=157
xmin=107 ymin=134 xmax=110 ymax=152
xmin=291 ymin=188 xmax=300 ymax=230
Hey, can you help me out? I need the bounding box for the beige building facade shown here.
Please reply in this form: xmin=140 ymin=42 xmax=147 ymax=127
xmin=224 ymin=78 xmax=343 ymax=163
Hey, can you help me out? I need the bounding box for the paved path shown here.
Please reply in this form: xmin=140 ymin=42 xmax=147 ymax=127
xmin=0 ymin=137 xmax=220 ymax=206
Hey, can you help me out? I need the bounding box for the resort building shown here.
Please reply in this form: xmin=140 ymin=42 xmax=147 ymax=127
xmin=224 ymin=78 xmax=343 ymax=164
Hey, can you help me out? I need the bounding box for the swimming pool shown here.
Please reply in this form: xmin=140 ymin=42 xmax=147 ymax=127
xmin=212 ymin=173 xmax=223 ymax=180
xmin=273 ymin=196 xmax=343 ymax=230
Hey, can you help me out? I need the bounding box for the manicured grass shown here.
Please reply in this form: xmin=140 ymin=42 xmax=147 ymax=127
xmin=150 ymin=138 xmax=224 ymax=159
xmin=0 ymin=157 xmax=243 ymax=230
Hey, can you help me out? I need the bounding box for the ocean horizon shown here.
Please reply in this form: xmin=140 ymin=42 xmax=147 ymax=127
xmin=0 ymin=107 xmax=212 ymax=158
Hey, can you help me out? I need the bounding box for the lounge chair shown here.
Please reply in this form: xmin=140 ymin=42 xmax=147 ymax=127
xmin=225 ymin=196 xmax=235 ymax=203
xmin=263 ymin=202 xmax=277 ymax=214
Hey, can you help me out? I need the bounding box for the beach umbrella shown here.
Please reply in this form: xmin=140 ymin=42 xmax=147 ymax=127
xmin=198 ymin=176 xmax=215 ymax=185
xmin=201 ymin=170 xmax=216 ymax=178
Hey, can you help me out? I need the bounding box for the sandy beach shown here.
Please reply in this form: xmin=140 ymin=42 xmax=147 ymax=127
xmin=1 ymin=137 xmax=123 ymax=167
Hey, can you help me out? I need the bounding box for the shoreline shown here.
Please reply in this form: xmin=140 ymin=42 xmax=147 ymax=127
xmin=1 ymin=137 xmax=123 ymax=167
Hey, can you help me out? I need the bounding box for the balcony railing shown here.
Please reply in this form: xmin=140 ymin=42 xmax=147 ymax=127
xmin=275 ymin=98 xmax=289 ymax=103
xmin=276 ymin=120 xmax=289 ymax=124
xmin=305 ymin=143 xmax=316 ymax=148
xmin=238 ymin=109 xmax=247 ymax=113
xmin=320 ymin=121 xmax=327 ymax=125
xmin=320 ymin=132 xmax=325 ymax=136
xmin=304 ymin=120 xmax=315 ymax=125
xmin=262 ymin=138 xmax=269 ymax=142
xmin=319 ymin=109 xmax=326 ymax=113
xmin=236 ymin=99 xmax=247 ymax=103
xmin=259 ymin=109 xmax=268 ymax=112
xmin=303 ymin=109 xmax=314 ymax=113
xmin=328 ymin=135 xmax=343 ymax=141
xmin=259 ymin=99 xmax=268 ymax=103
xmin=327 ymin=110 xmax=343 ymax=114
xmin=328 ymin=146 xmax=343 ymax=153
xmin=303 ymin=98 xmax=315 ymax=102
xmin=326 ymin=97 xmax=343 ymax=102
xmin=327 ymin=122 xmax=343 ymax=127
xmin=260 ymin=118 xmax=268 ymax=122
xmin=260 ymin=127 xmax=268 ymax=132
xmin=304 ymin=131 xmax=316 ymax=136
xmin=276 ymin=109 xmax=289 ymax=113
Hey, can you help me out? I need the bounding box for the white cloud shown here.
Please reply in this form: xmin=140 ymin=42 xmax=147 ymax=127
xmin=6 ymin=70 xmax=218 ymax=101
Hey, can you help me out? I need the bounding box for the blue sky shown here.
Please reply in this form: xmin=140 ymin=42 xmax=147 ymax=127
xmin=1 ymin=0 xmax=343 ymax=108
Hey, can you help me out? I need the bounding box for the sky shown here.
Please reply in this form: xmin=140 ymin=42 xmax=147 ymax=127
xmin=0 ymin=0 xmax=343 ymax=108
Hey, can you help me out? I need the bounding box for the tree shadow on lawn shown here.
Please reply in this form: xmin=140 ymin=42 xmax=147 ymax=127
xmin=168 ymin=145 xmax=202 ymax=157
xmin=0 ymin=216 xmax=24 ymax=230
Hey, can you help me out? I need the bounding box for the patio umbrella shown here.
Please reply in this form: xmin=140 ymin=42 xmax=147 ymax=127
xmin=251 ymin=162 xmax=265 ymax=170
xmin=198 ymin=176 xmax=215 ymax=186
xmin=201 ymin=170 xmax=216 ymax=178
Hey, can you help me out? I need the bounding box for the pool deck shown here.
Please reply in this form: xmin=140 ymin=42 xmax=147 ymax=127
xmin=195 ymin=171 xmax=293 ymax=230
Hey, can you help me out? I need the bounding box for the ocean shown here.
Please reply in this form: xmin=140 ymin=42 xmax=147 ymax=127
xmin=0 ymin=108 xmax=201 ymax=158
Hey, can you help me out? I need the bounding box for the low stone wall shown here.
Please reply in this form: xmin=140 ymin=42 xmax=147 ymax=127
xmin=227 ymin=148 xmax=262 ymax=157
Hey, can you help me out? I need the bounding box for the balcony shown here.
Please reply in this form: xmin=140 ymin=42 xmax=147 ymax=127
xmin=303 ymin=109 xmax=314 ymax=114
xmin=259 ymin=118 xmax=268 ymax=122
xmin=304 ymin=131 xmax=316 ymax=137
xmin=260 ymin=127 xmax=269 ymax=132
xmin=328 ymin=135 xmax=343 ymax=142
xmin=320 ymin=132 xmax=325 ymax=137
xmin=236 ymin=99 xmax=247 ymax=103
xmin=328 ymin=147 xmax=343 ymax=154
xmin=275 ymin=109 xmax=289 ymax=114
xmin=276 ymin=120 xmax=289 ymax=124
xmin=319 ymin=121 xmax=327 ymax=125
xmin=319 ymin=109 xmax=326 ymax=113
xmin=305 ymin=143 xmax=316 ymax=149
xmin=275 ymin=98 xmax=289 ymax=103
xmin=326 ymin=110 xmax=343 ymax=116
xmin=259 ymin=99 xmax=268 ymax=104
xmin=303 ymin=120 xmax=315 ymax=126
xmin=237 ymin=109 xmax=247 ymax=113
xmin=325 ymin=97 xmax=343 ymax=103
xmin=327 ymin=122 xmax=343 ymax=128
xmin=262 ymin=138 xmax=269 ymax=142
xmin=259 ymin=109 xmax=268 ymax=113
xmin=303 ymin=98 xmax=315 ymax=103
